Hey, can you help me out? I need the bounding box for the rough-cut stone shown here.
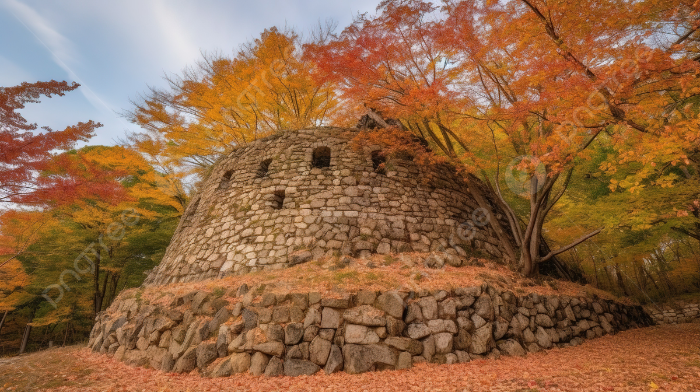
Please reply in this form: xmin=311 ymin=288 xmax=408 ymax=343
xmin=210 ymin=358 xmax=231 ymax=377
xmin=285 ymin=323 xmax=304 ymax=345
xmin=284 ymin=359 xmax=320 ymax=376
xmin=309 ymin=336 xmax=332 ymax=366
xmin=406 ymin=303 xmax=423 ymax=323
xmin=321 ymin=296 xmax=351 ymax=309
xmin=324 ymin=345 xmax=343 ymax=374
xmin=230 ymin=352 xmax=252 ymax=374
xmin=250 ymin=352 xmax=270 ymax=376
xmin=497 ymin=339 xmax=526 ymax=356
xmin=384 ymin=337 xmax=423 ymax=355
xmin=535 ymin=326 xmax=553 ymax=349
xmin=418 ymin=297 xmax=438 ymax=320
xmin=397 ymin=351 xmax=412 ymax=369
xmin=196 ymin=342 xmax=218 ymax=369
xmin=356 ymin=290 xmax=377 ymax=305
xmin=422 ymin=335 xmax=435 ymax=362
xmin=343 ymin=305 xmax=387 ymax=326
xmin=304 ymin=308 xmax=321 ymax=328
xmin=264 ymin=356 xmax=284 ymax=377
xmin=320 ymin=307 xmax=341 ymax=329
xmin=375 ymin=291 xmax=404 ymax=319
xmin=345 ymin=324 xmax=380 ymax=344
xmin=434 ymin=333 xmax=453 ymax=354
xmin=407 ymin=323 xmax=431 ymax=340
xmin=536 ymin=314 xmax=554 ymax=328
xmin=470 ymin=323 xmax=493 ymax=354
xmin=253 ymin=342 xmax=285 ymax=357
xmin=173 ymin=347 xmax=197 ymax=373
xmin=343 ymin=344 xmax=398 ymax=374
xmin=474 ymin=295 xmax=493 ymax=320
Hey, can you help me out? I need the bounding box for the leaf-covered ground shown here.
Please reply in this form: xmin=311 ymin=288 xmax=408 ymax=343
xmin=1 ymin=323 xmax=698 ymax=392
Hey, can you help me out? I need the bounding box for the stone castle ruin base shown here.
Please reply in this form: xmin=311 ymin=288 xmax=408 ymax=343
xmin=89 ymin=282 xmax=651 ymax=377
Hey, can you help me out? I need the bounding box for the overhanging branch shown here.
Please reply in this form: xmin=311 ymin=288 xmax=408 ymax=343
xmin=540 ymin=228 xmax=603 ymax=262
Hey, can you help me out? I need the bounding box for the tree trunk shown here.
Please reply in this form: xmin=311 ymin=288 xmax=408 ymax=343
xmin=62 ymin=322 xmax=71 ymax=347
xmin=615 ymin=263 xmax=629 ymax=296
xmin=19 ymin=309 xmax=35 ymax=354
xmin=0 ymin=310 xmax=8 ymax=335
xmin=93 ymin=248 xmax=106 ymax=316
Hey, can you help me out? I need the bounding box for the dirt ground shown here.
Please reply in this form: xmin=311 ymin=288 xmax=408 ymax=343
xmin=1 ymin=323 xmax=699 ymax=392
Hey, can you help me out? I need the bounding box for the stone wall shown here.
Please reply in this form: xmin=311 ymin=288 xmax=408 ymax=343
xmin=645 ymin=300 xmax=700 ymax=325
xmin=145 ymin=128 xmax=513 ymax=286
xmin=88 ymin=284 xmax=652 ymax=377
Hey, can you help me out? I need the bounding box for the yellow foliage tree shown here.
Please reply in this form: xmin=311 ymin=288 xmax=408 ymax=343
xmin=127 ymin=27 xmax=337 ymax=180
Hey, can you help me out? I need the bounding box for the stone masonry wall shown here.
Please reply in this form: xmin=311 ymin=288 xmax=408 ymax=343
xmin=145 ymin=128 xmax=513 ymax=286
xmin=88 ymin=284 xmax=652 ymax=377
xmin=645 ymin=300 xmax=700 ymax=325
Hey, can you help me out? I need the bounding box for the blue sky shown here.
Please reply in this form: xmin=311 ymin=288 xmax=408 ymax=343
xmin=0 ymin=0 xmax=379 ymax=146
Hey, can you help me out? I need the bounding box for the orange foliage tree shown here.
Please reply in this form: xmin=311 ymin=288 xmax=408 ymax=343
xmin=127 ymin=27 xmax=337 ymax=181
xmin=309 ymin=0 xmax=700 ymax=276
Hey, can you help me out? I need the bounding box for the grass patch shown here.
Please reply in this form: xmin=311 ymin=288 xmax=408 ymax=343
xmin=333 ymin=270 xmax=359 ymax=283
xmin=212 ymin=287 xmax=225 ymax=298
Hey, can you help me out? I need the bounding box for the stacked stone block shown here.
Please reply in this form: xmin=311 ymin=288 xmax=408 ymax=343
xmin=88 ymin=284 xmax=652 ymax=377
xmin=144 ymin=128 xmax=513 ymax=286
xmin=645 ymin=301 xmax=700 ymax=325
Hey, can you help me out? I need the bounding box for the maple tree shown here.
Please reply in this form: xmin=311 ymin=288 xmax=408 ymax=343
xmin=309 ymin=0 xmax=700 ymax=277
xmin=0 ymin=80 xmax=105 ymax=206
xmin=0 ymin=145 xmax=182 ymax=352
xmin=127 ymin=27 xmax=337 ymax=181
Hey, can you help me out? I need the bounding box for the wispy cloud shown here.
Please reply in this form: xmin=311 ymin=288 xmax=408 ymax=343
xmin=151 ymin=0 xmax=200 ymax=68
xmin=2 ymin=0 xmax=117 ymax=117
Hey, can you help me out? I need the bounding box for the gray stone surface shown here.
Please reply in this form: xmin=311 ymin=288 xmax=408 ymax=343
xmin=284 ymin=359 xmax=320 ymax=376
xmin=143 ymin=128 xmax=511 ymax=286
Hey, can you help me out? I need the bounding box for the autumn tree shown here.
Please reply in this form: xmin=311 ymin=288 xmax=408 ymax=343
xmin=0 ymin=145 xmax=181 ymax=352
xmin=0 ymin=81 xmax=103 ymax=205
xmin=309 ymin=0 xmax=700 ymax=277
xmin=127 ymin=27 xmax=338 ymax=181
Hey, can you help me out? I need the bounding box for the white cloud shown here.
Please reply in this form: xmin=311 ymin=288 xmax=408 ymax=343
xmin=150 ymin=0 xmax=201 ymax=68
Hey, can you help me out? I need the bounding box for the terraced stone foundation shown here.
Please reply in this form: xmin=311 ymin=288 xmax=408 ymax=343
xmin=88 ymin=282 xmax=651 ymax=377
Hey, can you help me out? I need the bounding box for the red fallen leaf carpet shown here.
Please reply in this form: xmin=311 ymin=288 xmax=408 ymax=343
xmin=1 ymin=323 xmax=699 ymax=392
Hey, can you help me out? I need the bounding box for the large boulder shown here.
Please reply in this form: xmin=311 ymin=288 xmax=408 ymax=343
xmin=173 ymin=347 xmax=197 ymax=373
xmin=196 ymin=342 xmax=218 ymax=369
xmin=343 ymin=344 xmax=398 ymax=374
xmin=284 ymin=359 xmax=320 ymax=376
xmin=309 ymin=337 xmax=332 ymax=366
xmin=497 ymin=339 xmax=526 ymax=356
xmin=264 ymin=357 xmax=284 ymax=377
xmin=324 ymin=345 xmax=344 ymax=374
xmin=470 ymin=323 xmax=494 ymax=354
xmin=374 ymin=291 xmax=404 ymax=319
xmin=230 ymin=352 xmax=252 ymax=374
xmin=250 ymin=352 xmax=270 ymax=376
xmin=345 ymin=324 xmax=380 ymax=344
xmin=343 ymin=305 xmax=387 ymax=327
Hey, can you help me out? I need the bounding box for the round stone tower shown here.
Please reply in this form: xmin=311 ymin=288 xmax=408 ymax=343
xmin=144 ymin=127 xmax=512 ymax=286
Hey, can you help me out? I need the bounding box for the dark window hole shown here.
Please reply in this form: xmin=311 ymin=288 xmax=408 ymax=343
xmin=371 ymin=150 xmax=387 ymax=174
xmin=312 ymin=147 xmax=331 ymax=168
xmin=257 ymin=158 xmax=273 ymax=178
xmin=271 ymin=189 xmax=285 ymax=210
xmin=218 ymin=170 xmax=234 ymax=189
